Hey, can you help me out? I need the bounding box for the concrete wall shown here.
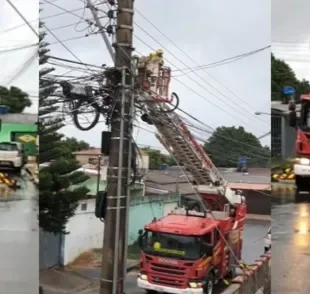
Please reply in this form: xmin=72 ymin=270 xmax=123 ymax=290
xmin=62 ymin=194 xmax=180 ymax=265
xmin=63 ymin=199 xmax=104 ymax=265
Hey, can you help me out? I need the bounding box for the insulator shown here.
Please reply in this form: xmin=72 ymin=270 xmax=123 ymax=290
xmin=107 ymin=10 xmax=114 ymax=19
xmin=106 ymin=25 xmax=113 ymax=35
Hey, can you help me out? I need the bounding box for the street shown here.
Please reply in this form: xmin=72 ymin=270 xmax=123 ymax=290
xmin=72 ymin=219 xmax=270 ymax=294
xmin=0 ymin=178 xmax=38 ymax=294
xmin=272 ymin=183 xmax=310 ymax=294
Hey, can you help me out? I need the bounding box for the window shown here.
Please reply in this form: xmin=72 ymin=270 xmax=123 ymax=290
xmin=81 ymin=203 xmax=87 ymax=211
xmin=0 ymin=143 xmax=18 ymax=151
xmin=142 ymin=231 xmax=201 ymax=260
xmin=300 ymin=101 xmax=310 ymax=131
xmin=202 ymin=232 xmax=212 ymax=245
xmin=214 ymin=229 xmax=220 ymax=245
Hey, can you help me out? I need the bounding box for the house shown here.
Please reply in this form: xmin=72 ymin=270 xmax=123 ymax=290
xmin=72 ymin=148 xmax=149 ymax=173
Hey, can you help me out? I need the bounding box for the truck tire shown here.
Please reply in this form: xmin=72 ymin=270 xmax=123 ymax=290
xmin=203 ymin=279 xmax=214 ymax=294
xmin=296 ymin=175 xmax=310 ymax=192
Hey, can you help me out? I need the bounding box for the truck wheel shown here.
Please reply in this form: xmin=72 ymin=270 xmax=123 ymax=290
xmin=295 ymin=176 xmax=310 ymax=192
xmin=203 ymin=279 xmax=214 ymax=294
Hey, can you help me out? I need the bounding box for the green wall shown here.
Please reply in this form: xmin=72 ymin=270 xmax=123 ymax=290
xmin=0 ymin=123 xmax=38 ymax=156
xmin=128 ymin=194 xmax=180 ymax=245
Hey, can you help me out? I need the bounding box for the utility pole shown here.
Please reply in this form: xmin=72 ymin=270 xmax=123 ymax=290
xmin=100 ymin=0 xmax=134 ymax=294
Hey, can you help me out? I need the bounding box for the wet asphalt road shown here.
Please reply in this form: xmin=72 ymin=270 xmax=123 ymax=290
xmin=123 ymin=219 xmax=270 ymax=294
xmin=272 ymin=183 xmax=310 ymax=294
xmin=0 ymin=177 xmax=39 ymax=294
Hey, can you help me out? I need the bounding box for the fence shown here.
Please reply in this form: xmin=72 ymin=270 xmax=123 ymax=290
xmin=221 ymin=251 xmax=271 ymax=294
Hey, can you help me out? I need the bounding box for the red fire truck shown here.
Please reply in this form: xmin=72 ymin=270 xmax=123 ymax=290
xmin=136 ymin=55 xmax=247 ymax=294
xmin=288 ymin=94 xmax=310 ymax=191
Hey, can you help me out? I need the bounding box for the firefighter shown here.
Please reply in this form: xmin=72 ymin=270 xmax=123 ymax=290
xmin=146 ymin=49 xmax=164 ymax=91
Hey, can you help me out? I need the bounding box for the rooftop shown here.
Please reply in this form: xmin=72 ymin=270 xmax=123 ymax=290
xmin=145 ymin=214 xmax=219 ymax=235
xmin=0 ymin=113 xmax=37 ymax=124
xmin=73 ymin=148 xmax=148 ymax=156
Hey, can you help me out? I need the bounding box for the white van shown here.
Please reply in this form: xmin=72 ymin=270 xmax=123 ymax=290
xmin=0 ymin=142 xmax=24 ymax=174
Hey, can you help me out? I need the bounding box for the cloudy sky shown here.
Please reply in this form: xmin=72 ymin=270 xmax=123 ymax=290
xmin=0 ymin=0 xmax=39 ymax=113
xmin=272 ymin=0 xmax=310 ymax=81
xmin=6 ymin=0 xmax=271 ymax=162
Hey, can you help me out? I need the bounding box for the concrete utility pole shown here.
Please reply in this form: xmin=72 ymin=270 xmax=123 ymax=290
xmin=100 ymin=0 xmax=134 ymax=294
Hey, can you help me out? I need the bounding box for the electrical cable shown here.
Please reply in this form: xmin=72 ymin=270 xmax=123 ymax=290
xmin=133 ymin=35 xmax=268 ymax=134
xmin=132 ymin=17 xmax=269 ymax=129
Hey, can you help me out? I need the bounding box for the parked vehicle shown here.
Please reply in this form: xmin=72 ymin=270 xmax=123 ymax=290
xmin=0 ymin=141 xmax=25 ymax=174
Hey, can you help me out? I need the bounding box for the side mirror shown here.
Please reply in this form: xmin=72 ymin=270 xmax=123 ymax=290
xmin=138 ymin=230 xmax=143 ymax=248
xmin=288 ymin=111 xmax=297 ymax=128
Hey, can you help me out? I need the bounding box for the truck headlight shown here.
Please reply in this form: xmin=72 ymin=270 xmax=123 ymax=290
xmin=189 ymin=282 xmax=202 ymax=288
xmin=298 ymin=158 xmax=310 ymax=165
xmin=139 ymin=273 xmax=148 ymax=280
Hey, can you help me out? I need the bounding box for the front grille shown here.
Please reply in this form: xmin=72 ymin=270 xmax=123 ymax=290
xmin=149 ymin=262 xmax=187 ymax=288
xmin=149 ymin=275 xmax=187 ymax=288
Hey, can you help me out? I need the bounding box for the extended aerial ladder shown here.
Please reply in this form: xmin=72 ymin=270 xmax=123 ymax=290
xmin=136 ymin=51 xmax=240 ymax=209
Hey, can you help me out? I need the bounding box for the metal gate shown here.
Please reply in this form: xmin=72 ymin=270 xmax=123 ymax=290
xmin=39 ymin=230 xmax=62 ymax=269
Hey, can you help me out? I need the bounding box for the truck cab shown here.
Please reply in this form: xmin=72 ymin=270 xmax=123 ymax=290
xmin=137 ymin=209 xmax=244 ymax=294
xmin=289 ymin=95 xmax=310 ymax=191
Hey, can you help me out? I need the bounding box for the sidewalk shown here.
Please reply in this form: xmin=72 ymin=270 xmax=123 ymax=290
xmin=40 ymin=249 xmax=139 ymax=294
xmin=40 ymin=269 xmax=96 ymax=294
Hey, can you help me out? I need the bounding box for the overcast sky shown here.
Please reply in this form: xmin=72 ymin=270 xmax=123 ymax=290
xmin=272 ymin=0 xmax=310 ymax=82
xmin=5 ymin=0 xmax=271 ymax=161
xmin=0 ymin=0 xmax=39 ymax=113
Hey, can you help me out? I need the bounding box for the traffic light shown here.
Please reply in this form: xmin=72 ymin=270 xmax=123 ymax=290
xmin=95 ymin=190 xmax=107 ymax=219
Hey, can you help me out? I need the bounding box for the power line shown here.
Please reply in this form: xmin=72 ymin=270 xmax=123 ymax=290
xmin=132 ymin=21 xmax=269 ymax=131
xmin=134 ymin=35 xmax=268 ymax=133
xmin=42 ymin=24 xmax=97 ymax=75
xmin=42 ymin=1 xmax=269 ymax=159
xmin=6 ymin=0 xmax=39 ymax=38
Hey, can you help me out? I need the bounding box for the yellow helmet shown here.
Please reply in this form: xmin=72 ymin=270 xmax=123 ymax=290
xmin=153 ymin=242 xmax=161 ymax=250
xmin=156 ymin=49 xmax=163 ymax=55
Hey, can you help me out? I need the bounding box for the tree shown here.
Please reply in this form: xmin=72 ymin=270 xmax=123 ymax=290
xmin=55 ymin=137 xmax=90 ymax=158
xmin=271 ymin=53 xmax=310 ymax=101
xmin=0 ymin=85 xmax=32 ymax=113
xmin=141 ymin=147 xmax=176 ymax=169
xmin=39 ymin=21 xmax=89 ymax=234
xmin=203 ymin=126 xmax=270 ymax=167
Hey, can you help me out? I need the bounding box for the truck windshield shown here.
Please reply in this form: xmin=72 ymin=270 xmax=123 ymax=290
xmin=300 ymin=101 xmax=310 ymax=131
xmin=141 ymin=231 xmax=201 ymax=260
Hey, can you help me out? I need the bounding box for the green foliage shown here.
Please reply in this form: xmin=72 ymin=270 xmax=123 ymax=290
xmin=39 ymin=21 xmax=89 ymax=234
xmin=55 ymin=137 xmax=90 ymax=158
xmin=0 ymin=85 xmax=32 ymax=113
xmin=141 ymin=147 xmax=176 ymax=169
xmin=203 ymin=126 xmax=270 ymax=167
xmin=271 ymin=53 xmax=310 ymax=101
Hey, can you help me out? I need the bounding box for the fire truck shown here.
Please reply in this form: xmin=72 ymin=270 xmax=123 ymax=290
xmin=288 ymin=94 xmax=310 ymax=191
xmin=136 ymin=52 xmax=247 ymax=294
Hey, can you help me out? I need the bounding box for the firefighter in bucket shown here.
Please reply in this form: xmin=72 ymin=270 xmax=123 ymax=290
xmin=137 ymin=49 xmax=164 ymax=92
